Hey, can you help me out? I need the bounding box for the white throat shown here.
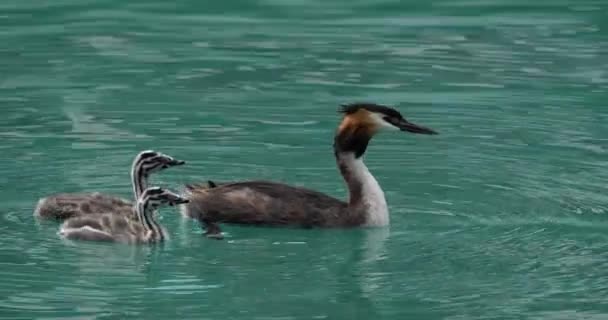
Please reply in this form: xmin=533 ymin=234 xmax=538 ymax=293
xmin=345 ymin=154 xmax=389 ymax=226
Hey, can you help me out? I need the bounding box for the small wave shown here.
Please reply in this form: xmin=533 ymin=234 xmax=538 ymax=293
xmin=258 ymin=120 xmax=318 ymax=126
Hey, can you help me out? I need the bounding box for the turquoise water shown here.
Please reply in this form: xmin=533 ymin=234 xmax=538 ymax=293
xmin=2 ymin=0 xmax=608 ymax=318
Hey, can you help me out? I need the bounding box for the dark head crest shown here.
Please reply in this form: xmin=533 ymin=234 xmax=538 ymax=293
xmin=339 ymin=103 xmax=403 ymax=119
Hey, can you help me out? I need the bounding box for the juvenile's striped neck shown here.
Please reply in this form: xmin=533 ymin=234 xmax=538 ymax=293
xmin=131 ymin=162 xmax=148 ymax=201
xmin=136 ymin=198 xmax=165 ymax=242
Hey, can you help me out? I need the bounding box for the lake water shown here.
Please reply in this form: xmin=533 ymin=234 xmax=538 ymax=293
xmin=1 ymin=0 xmax=607 ymax=319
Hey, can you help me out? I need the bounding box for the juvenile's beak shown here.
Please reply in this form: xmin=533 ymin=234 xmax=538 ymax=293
xmin=174 ymin=198 xmax=189 ymax=205
xmin=170 ymin=159 xmax=186 ymax=166
xmin=168 ymin=198 xmax=188 ymax=207
xmin=396 ymin=119 xmax=437 ymax=135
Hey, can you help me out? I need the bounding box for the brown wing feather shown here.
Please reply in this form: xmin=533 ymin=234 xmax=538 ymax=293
xmin=183 ymin=180 xmax=358 ymax=228
xmin=60 ymin=213 xmax=148 ymax=244
xmin=34 ymin=192 xmax=135 ymax=220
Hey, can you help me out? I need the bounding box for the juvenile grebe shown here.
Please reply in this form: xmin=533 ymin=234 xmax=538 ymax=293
xmin=180 ymin=103 xmax=437 ymax=238
xmin=59 ymin=187 xmax=189 ymax=244
xmin=34 ymin=150 xmax=185 ymax=220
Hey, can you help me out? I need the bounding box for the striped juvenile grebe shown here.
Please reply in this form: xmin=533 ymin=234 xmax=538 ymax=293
xmin=59 ymin=187 xmax=189 ymax=244
xmin=34 ymin=150 xmax=185 ymax=220
xmin=180 ymin=103 xmax=437 ymax=239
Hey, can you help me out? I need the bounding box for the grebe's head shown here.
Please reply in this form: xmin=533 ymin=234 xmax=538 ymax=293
xmin=335 ymin=103 xmax=437 ymax=158
xmin=338 ymin=103 xmax=437 ymax=135
xmin=133 ymin=150 xmax=186 ymax=175
xmin=139 ymin=187 xmax=190 ymax=208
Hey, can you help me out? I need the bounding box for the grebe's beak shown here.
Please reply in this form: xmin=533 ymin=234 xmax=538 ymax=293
xmin=396 ymin=119 xmax=437 ymax=135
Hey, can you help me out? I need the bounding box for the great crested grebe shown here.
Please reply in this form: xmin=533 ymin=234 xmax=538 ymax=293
xmin=59 ymin=187 xmax=189 ymax=244
xmin=34 ymin=150 xmax=185 ymax=220
xmin=180 ymin=103 xmax=437 ymax=238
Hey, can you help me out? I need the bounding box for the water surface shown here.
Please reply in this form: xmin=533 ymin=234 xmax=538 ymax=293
xmin=1 ymin=0 xmax=608 ymax=319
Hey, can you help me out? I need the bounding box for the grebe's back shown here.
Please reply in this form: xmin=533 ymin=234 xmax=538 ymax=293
xmin=183 ymin=180 xmax=352 ymax=228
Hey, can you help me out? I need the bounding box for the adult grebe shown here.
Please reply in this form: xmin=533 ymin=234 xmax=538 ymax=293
xmin=34 ymin=150 xmax=185 ymax=220
xmin=180 ymin=103 xmax=437 ymax=238
xmin=59 ymin=187 xmax=189 ymax=244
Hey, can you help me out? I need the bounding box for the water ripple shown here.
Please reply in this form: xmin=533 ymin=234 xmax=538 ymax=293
xmin=1 ymin=0 xmax=608 ymax=318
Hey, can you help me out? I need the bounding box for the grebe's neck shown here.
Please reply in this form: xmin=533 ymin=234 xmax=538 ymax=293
xmin=131 ymin=162 xmax=148 ymax=201
xmin=136 ymin=198 xmax=165 ymax=242
xmin=334 ymin=130 xmax=389 ymax=226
